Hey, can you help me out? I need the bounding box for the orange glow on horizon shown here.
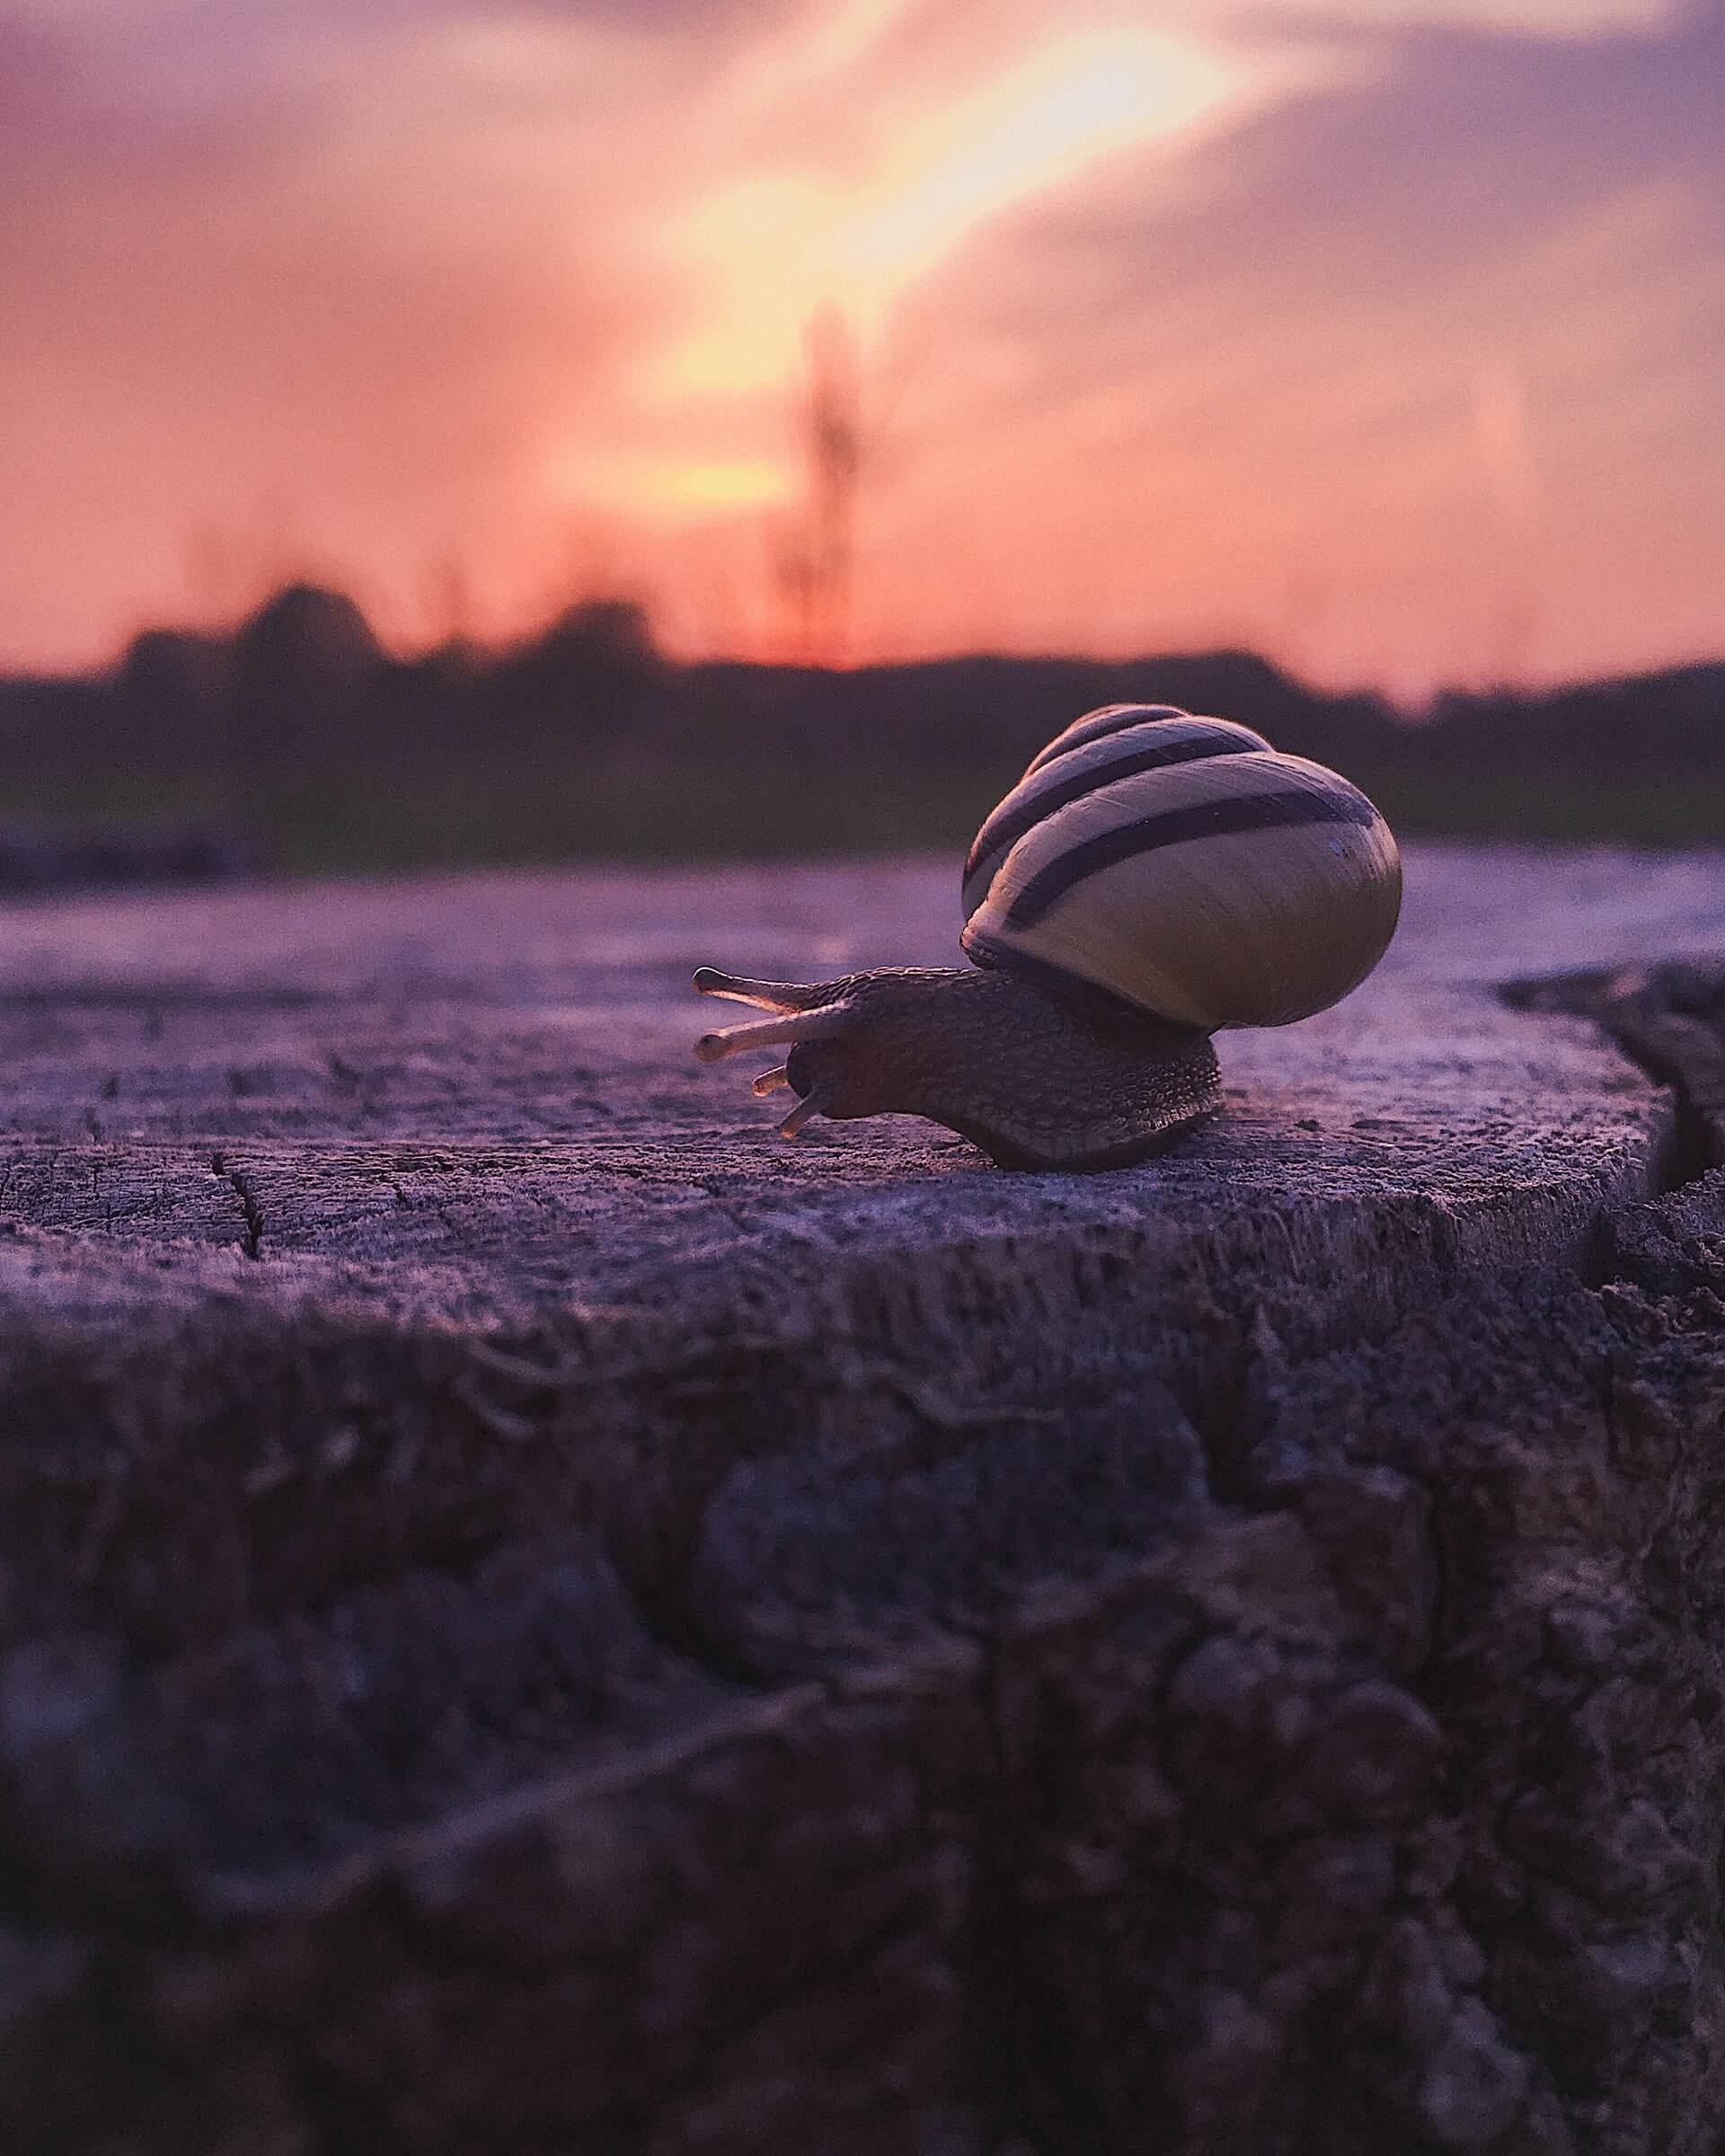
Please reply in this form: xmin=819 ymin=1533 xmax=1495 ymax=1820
xmin=544 ymin=453 xmax=792 ymax=521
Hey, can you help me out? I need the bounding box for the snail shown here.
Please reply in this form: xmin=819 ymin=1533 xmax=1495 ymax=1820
xmin=694 ymin=703 xmax=1402 ymax=1170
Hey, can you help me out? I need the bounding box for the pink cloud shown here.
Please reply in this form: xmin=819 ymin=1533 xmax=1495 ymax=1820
xmin=844 ymin=0 xmax=1725 ymax=690
xmin=0 ymin=0 xmax=1720 ymax=691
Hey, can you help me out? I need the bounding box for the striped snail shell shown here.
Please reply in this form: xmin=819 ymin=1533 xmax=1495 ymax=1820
xmin=960 ymin=703 xmax=1402 ymax=1034
xmin=694 ymin=703 xmax=1402 ymax=1171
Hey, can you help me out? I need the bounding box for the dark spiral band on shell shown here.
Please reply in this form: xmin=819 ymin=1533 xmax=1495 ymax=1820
xmin=1021 ymin=702 xmax=1190 ymax=776
xmin=962 ymin=723 xmax=1268 ymax=904
xmin=999 ymin=785 xmax=1384 ymax=931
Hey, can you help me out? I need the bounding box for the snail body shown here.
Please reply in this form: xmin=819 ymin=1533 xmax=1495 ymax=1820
xmin=694 ymin=703 xmax=1402 ymax=1170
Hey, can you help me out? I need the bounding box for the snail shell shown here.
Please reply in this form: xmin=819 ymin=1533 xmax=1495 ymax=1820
xmin=961 ymin=702 xmax=1402 ymax=1034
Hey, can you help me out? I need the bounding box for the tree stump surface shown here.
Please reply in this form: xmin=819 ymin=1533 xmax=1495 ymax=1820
xmin=3 ymin=845 xmax=1725 ymax=2156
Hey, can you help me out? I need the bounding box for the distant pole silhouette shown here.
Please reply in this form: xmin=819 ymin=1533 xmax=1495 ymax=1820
xmin=773 ymin=305 xmax=862 ymax=666
xmin=421 ymin=555 xmax=473 ymax=649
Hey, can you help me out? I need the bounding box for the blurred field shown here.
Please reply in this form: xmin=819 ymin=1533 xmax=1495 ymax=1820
xmin=1349 ymin=765 xmax=1725 ymax=853
xmin=2 ymin=759 xmax=991 ymax=877
xmin=2 ymin=587 xmax=1721 ymax=880
xmin=5 ymin=758 xmax=1723 ymax=880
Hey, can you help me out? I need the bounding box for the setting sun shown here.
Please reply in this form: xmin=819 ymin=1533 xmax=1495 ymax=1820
xmin=545 ymin=451 xmax=793 ymax=522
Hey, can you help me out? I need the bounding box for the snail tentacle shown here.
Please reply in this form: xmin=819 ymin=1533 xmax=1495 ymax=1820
xmin=692 ymin=968 xmax=843 ymax=1014
xmin=694 ymin=1004 xmax=855 ymax=1063
xmin=777 ymin=1092 xmax=825 ymax=1139
xmin=751 ymin=1065 xmax=793 ymax=1096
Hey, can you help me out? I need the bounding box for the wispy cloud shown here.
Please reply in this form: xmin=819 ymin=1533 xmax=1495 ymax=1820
xmin=0 ymin=0 xmax=1718 ymax=687
xmin=856 ymin=0 xmax=1725 ymax=687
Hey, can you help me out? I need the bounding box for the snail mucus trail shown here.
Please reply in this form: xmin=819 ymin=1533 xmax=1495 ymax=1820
xmin=694 ymin=704 xmax=1403 ymax=1171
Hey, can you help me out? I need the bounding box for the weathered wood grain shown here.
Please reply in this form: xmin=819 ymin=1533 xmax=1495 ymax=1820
xmin=2 ymin=847 xmax=1724 ymax=2154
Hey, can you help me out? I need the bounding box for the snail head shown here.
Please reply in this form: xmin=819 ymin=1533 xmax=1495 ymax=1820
xmin=693 ymin=966 xmax=943 ymax=1136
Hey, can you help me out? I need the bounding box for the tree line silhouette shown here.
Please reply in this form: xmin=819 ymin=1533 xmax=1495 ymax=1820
xmin=0 ymin=580 xmax=1720 ymax=872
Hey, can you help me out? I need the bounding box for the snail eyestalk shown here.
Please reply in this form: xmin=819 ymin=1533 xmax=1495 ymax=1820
xmin=690 ymin=968 xmax=846 ymax=1013
xmin=694 ymin=1003 xmax=857 ymax=1063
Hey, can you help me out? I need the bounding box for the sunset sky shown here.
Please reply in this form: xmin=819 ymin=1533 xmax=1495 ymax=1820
xmin=2 ymin=0 xmax=1721 ymax=696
